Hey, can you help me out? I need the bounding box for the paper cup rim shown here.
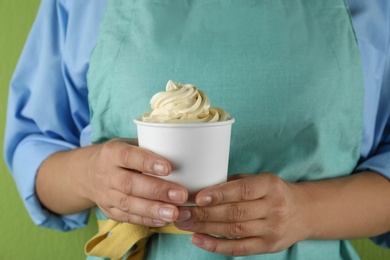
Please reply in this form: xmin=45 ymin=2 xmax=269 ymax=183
xmin=134 ymin=118 xmax=235 ymax=128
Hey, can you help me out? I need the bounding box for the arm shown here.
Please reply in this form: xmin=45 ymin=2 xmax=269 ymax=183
xmin=298 ymin=171 xmax=390 ymax=240
xmin=4 ymin=0 xmax=187 ymax=230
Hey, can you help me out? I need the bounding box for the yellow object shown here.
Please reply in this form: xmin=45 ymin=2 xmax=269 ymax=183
xmin=85 ymin=220 xmax=192 ymax=260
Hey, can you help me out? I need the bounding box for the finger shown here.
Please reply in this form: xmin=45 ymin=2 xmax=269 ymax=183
xmin=177 ymin=200 xmax=268 ymax=223
xmin=190 ymin=234 xmax=272 ymax=256
xmin=103 ymin=139 xmax=172 ymax=175
xmin=110 ymin=168 xmax=188 ymax=204
xmin=100 ymin=206 xmax=169 ymax=227
xmin=195 ymin=173 xmax=278 ymax=206
xmin=175 ymin=219 xmax=263 ymax=238
xmin=106 ymin=189 xmax=180 ymax=222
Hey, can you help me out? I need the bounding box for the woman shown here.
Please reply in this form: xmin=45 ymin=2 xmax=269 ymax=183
xmin=4 ymin=0 xmax=390 ymax=259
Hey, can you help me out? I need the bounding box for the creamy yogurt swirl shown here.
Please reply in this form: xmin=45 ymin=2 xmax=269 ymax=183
xmin=142 ymin=80 xmax=230 ymax=123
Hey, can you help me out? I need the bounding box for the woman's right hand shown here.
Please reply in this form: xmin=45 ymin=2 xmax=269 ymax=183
xmin=87 ymin=138 xmax=188 ymax=227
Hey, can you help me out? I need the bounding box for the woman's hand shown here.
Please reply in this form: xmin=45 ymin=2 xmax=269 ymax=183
xmin=174 ymin=171 xmax=390 ymax=256
xmin=174 ymin=173 xmax=308 ymax=256
xmin=87 ymin=138 xmax=188 ymax=227
xmin=37 ymin=138 xmax=188 ymax=227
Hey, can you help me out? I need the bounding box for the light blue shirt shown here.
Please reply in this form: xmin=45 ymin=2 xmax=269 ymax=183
xmin=4 ymin=0 xmax=390 ymax=247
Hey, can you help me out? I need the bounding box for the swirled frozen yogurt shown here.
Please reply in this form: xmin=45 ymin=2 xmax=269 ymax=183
xmin=142 ymin=80 xmax=231 ymax=123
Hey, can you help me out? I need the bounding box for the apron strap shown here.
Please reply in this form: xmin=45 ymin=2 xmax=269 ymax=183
xmin=85 ymin=219 xmax=193 ymax=260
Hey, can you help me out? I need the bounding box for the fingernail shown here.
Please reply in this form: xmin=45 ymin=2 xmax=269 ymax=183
xmin=153 ymin=162 xmax=168 ymax=175
xmin=198 ymin=195 xmax=212 ymax=206
xmin=152 ymin=219 xmax=166 ymax=227
xmin=191 ymin=235 xmax=205 ymax=247
xmin=168 ymin=189 xmax=186 ymax=203
xmin=176 ymin=209 xmax=191 ymax=222
xmin=159 ymin=207 xmax=174 ymax=221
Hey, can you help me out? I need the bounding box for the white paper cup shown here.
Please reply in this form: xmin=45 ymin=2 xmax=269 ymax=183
xmin=134 ymin=118 xmax=234 ymax=205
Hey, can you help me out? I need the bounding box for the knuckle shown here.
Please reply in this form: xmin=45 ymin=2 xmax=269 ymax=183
xmin=142 ymin=156 xmax=152 ymax=173
xmin=226 ymin=203 xmax=245 ymax=222
xmin=145 ymin=201 xmax=160 ymax=219
xmin=193 ymin=221 xmax=207 ymax=233
xmin=152 ymin=183 xmax=165 ymax=198
xmin=214 ymin=190 xmax=227 ymax=204
xmin=275 ymin=199 xmax=288 ymax=217
xmin=239 ymin=182 xmax=254 ymax=200
xmin=125 ymin=213 xmax=132 ymax=224
xmin=101 ymin=139 xmax=118 ymax=155
xmin=141 ymin=217 xmax=152 ymax=227
xmin=122 ymin=174 xmax=134 ymax=194
xmin=114 ymin=210 xmax=131 ymax=223
xmin=266 ymin=175 xmax=290 ymax=218
xmin=226 ymin=222 xmax=244 ymax=237
xmin=195 ymin=207 xmax=209 ymax=221
xmin=119 ymin=195 xmax=130 ymax=211
xmin=119 ymin=146 xmax=132 ymax=167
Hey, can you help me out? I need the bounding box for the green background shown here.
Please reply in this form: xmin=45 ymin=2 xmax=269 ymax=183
xmin=0 ymin=0 xmax=389 ymax=259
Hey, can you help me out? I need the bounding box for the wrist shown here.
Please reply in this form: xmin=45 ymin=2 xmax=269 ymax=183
xmin=289 ymin=181 xmax=317 ymax=241
xmin=78 ymin=144 xmax=102 ymax=207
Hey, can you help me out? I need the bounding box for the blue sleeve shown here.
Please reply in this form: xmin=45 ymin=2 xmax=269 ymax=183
xmin=356 ymin=44 xmax=390 ymax=179
xmin=360 ymin=47 xmax=390 ymax=248
xmin=348 ymin=0 xmax=390 ymax=248
xmin=352 ymin=0 xmax=390 ymax=181
xmin=3 ymin=0 xmax=106 ymax=231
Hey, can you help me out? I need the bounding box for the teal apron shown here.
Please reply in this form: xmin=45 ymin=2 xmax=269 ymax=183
xmin=87 ymin=0 xmax=364 ymax=259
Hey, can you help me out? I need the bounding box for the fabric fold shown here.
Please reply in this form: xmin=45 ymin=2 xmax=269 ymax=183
xmin=85 ymin=220 xmax=192 ymax=260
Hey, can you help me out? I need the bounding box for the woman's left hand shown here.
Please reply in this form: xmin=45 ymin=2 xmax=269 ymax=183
xmin=174 ymin=173 xmax=309 ymax=256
